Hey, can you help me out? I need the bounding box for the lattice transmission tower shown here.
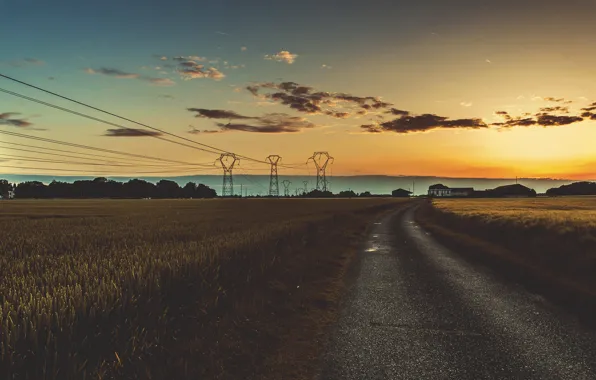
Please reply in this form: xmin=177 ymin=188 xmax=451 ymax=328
xmin=266 ymin=155 xmax=281 ymax=197
xmin=302 ymin=180 xmax=309 ymax=194
xmin=306 ymin=152 xmax=334 ymax=192
xmin=282 ymin=180 xmax=291 ymax=197
xmin=218 ymin=153 xmax=239 ymax=197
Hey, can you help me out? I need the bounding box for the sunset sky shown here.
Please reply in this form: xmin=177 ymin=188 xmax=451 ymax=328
xmin=1 ymin=0 xmax=596 ymax=179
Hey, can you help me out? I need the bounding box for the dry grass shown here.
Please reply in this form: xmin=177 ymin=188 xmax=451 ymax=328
xmin=416 ymin=197 xmax=596 ymax=323
xmin=0 ymin=198 xmax=409 ymax=379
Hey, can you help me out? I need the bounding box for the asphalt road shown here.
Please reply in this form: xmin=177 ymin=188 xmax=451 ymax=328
xmin=318 ymin=206 xmax=596 ymax=380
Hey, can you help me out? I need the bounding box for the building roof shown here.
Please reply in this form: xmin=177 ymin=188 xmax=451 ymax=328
xmin=429 ymin=184 xmax=449 ymax=190
xmin=392 ymin=188 xmax=412 ymax=193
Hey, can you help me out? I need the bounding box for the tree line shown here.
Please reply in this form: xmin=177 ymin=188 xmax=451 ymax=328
xmin=0 ymin=178 xmax=217 ymax=199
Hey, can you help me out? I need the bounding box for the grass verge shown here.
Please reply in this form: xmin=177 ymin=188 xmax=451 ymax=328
xmin=415 ymin=201 xmax=596 ymax=325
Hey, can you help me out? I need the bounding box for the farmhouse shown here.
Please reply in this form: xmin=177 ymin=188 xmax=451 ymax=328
xmin=392 ymin=188 xmax=412 ymax=197
xmin=427 ymin=184 xmax=474 ymax=197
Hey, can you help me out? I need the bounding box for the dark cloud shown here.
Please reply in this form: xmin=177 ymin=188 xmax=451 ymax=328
xmin=492 ymin=118 xmax=537 ymax=127
xmin=543 ymin=97 xmax=566 ymax=103
xmin=85 ymin=68 xmax=140 ymax=79
xmin=104 ymin=128 xmax=163 ymax=137
xmin=187 ymin=108 xmax=254 ymax=119
xmin=188 ymin=126 xmax=224 ymax=134
xmin=247 ymin=81 xmax=392 ymax=118
xmin=362 ymin=113 xmax=488 ymax=134
xmin=581 ymin=112 xmax=596 ymax=120
xmin=216 ymin=113 xmax=316 ymax=133
xmin=387 ymin=108 xmax=410 ymax=116
xmin=539 ymin=106 xmax=569 ymax=113
xmin=0 ymin=112 xmax=33 ymax=128
xmin=536 ymin=114 xmax=584 ymax=126
xmin=582 ymin=102 xmax=596 ymax=112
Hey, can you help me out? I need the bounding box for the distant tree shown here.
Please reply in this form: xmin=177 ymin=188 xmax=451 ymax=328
xmin=15 ymin=181 xmax=47 ymax=198
xmin=359 ymin=191 xmax=372 ymax=197
xmin=338 ymin=190 xmax=357 ymax=198
xmin=156 ymin=180 xmax=182 ymax=198
xmin=305 ymin=189 xmax=333 ymax=198
xmin=182 ymin=182 xmax=197 ymax=198
xmin=196 ymin=183 xmax=217 ymax=198
xmin=122 ymin=179 xmax=156 ymax=198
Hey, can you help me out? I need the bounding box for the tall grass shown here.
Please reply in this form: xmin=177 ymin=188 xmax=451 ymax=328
xmin=0 ymin=198 xmax=404 ymax=379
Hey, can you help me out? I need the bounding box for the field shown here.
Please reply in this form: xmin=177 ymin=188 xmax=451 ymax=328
xmin=417 ymin=197 xmax=596 ymax=320
xmin=0 ymin=198 xmax=410 ymax=379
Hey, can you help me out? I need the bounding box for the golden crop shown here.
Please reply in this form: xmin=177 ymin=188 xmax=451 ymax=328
xmin=0 ymin=198 xmax=403 ymax=379
xmin=432 ymin=197 xmax=596 ymax=230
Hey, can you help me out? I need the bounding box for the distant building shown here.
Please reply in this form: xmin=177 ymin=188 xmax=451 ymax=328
xmin=428 ymin=184 xmax=474 ymax=197
xmin=0 ymin=190 xmax=15 ymax=200
xmin=392 ymin=188 xmax=412 ymax=197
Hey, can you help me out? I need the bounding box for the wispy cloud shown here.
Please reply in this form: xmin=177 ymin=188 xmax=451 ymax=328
xmin=264 ymin=50 xmax=298 ymax=64
xmin=144 ymin=77 xmax=175 ymax=86
xmin=104 ymin=128 xmax=163 ymax=137
xmin=241 ymin=46 xmax=248 ymax=52
xmin=175 ymin=60 xmax=225 ymax=80
xmin=85 ymin=67 xmax=175 ymax=86
xmin=485 ymin=59 xmax=492 ymax=64
xmin=460 ymin=102 xmax=473 ymax=107
xmin=6 ymin=58 xmax=45 ymax=68
xmin=321 ymin=64 xmax=332 ymax=69
xmin=158 ymin=94 xmax=175 ymax=99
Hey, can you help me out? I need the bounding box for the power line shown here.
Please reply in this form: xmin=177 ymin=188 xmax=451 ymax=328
xmin=0 ymin=146 xmax=212 ymax=168
xmin=0 ymin=129 xmax=206 ymax=166
xmin=0 ymin=73 xmax=273 ymax=165
xmin=0 ymin=87 xmax=224 ymax=155
xmin=0 ymin=164 xmax=220 ymax=175
xmin=0 ymin=154 xmax=214 ymax=169
xmin=0 ymin=140 xmax=194 ymax=165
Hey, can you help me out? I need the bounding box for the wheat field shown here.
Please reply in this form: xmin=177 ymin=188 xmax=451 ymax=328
xmin=0 ymin=198 xmax=405 ymax=379
xmin=423 ymin=197 xmax=596 ymax=293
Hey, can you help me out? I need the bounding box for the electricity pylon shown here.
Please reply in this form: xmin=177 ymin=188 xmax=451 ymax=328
xmin=303 ymin=180 xmax=309 ymax=194
xmin=218 ymin=153 xmax=239 ymax=197
xmin=282 ymin=180 xmax=291 ymax=197
xmin=306 ymin=152 xmax=334 ymax=192
xmin=266 ymin=155 xmax=281 ymax=197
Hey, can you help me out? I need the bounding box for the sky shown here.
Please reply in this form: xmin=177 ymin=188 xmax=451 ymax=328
xmin=1 ymin=0 xmax=596 ymax=180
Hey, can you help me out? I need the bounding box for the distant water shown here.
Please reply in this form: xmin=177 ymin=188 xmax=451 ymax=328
xmin=0 ymin=174 xmax=579 ymax=196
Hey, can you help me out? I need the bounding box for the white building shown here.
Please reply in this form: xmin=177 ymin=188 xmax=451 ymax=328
xmin=428 ymin=184 xmax=474 ymax=197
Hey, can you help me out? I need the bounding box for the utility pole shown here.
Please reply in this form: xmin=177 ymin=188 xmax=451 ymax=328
xmin=240 ymin=183 xmax=243 ymax=198
xmin=413 ymin=181 xmax=415 ymax=196
xmin=218 ymin=153 xmax=239 ymax=197
xmin=266 ymin=155 xmax=281 ymax=197
xmin=306 ymin=152 xmax=334 ymax=192
xmin=282 ymin=180 xmax=291 ymax=197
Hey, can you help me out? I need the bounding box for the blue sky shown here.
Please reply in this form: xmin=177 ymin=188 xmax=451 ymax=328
xmin=1 ymin=0 xmax=596 ymax=178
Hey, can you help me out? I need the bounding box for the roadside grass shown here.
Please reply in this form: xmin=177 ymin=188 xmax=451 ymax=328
xmin=0 ymin=198 xmax=410 ymax=379
xmin=415 ymin=197 xmax=596 ymax=323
